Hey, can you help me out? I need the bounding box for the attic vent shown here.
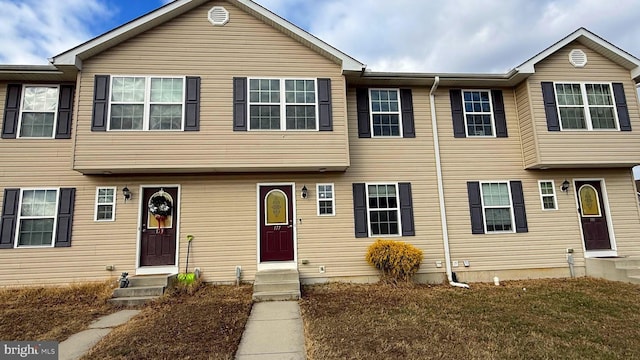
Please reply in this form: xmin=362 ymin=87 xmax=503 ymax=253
xmin=569 ymin=49 xmax=587 ymax=67
xmin=208 ymin=6 xmax=229 ymax=26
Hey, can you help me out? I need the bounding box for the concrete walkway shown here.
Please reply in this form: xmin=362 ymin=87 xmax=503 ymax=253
xmin=58 ymin=310 xmax=140 ymax=360
xmin=236 ymin=301 xmax=306 ymax=360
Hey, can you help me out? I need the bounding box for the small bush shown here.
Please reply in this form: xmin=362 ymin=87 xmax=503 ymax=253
xmin=365 ymin=239 xmax=423 ymax=284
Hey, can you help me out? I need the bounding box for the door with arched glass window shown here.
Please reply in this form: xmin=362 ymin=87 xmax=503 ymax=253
xmin=576 ymin=181 xmax=611 ymax=251
xmin=259 ymin=185 xmax=294 ymax=262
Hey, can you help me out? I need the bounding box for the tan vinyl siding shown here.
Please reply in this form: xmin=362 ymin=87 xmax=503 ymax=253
xmin=516 ymin=81 xmax=539 ymax=168
xmin=527 ymin=42 xmax=640 ymax=168
xmin=73 ymin=1 xmax=348 ymax=174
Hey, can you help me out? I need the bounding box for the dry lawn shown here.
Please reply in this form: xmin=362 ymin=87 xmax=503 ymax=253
xmin=83 ymin=283 xmax=253 ymax=360
xmin=0 ymin=281 xmax=116 ymax=341
xmin=301 ymin=278 xmax=640 ymax=360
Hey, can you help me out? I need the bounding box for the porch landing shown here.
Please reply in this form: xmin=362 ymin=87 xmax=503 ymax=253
xmin=585 ymin=256 xmax=640 ymax=284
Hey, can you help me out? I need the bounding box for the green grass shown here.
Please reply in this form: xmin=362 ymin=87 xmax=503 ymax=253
xmin=300 ymin=278 xmax=640 ymax=359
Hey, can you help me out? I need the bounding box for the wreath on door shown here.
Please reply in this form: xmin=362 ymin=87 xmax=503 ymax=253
xmin=148 ymin=191 xmax=173 ymax=233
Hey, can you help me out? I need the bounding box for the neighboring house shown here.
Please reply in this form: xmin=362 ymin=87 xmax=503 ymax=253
xmin=1 ymin=0 xmax=640 ymax=286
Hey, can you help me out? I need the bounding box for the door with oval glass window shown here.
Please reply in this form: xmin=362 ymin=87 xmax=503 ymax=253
xmin=259 ymin=185 xmax=294 ymax=262
xmin=140 ymin=187 xmax=178 ymax=266
xmin=575 ymin=181 xmax=611 ymax=251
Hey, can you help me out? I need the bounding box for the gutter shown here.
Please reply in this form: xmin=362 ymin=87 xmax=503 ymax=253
xmin=429 ymin=76 xmax=470 ymax=289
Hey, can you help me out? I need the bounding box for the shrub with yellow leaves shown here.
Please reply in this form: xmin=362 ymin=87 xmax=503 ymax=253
xmin=365 ymin=239 xmax=423 ymax=284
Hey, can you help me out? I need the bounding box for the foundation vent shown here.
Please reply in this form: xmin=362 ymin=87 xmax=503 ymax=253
xmin=208 ymin=6 xmax=229 ymax=26
xmin=569 ymin=49 xmax=587 ymax=68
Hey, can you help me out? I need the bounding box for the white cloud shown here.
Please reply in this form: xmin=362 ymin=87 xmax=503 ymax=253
xmin=0 ymin=0 xmax=108 ymax=64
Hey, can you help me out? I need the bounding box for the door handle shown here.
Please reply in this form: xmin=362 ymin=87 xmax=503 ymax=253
xmin=287 ymin=225 xmax=293 ymax=228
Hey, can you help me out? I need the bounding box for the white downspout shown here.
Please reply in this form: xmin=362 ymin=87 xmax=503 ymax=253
xmin=429 ymin=76 xmax=470 ymax=289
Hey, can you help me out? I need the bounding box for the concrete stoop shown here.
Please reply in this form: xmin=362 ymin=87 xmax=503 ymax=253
xmin=252 ymin=269 xmax=301 ymax=301
xmin=109 ymin=274 xmax=176 ymax=306
xmin=585 ymin=256 xmax=640 ymax=284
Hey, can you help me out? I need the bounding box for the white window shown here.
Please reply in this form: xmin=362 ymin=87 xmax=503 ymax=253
xmin=16 ymin=189 xmax=58 ymax=247
xmin=249 ymin=78 xmax=317 ymax=130
xmin=538 ymin=180 xmax=557 ymax=210
xmin=316 ymin=183 xmax=335 ymax=216
xmin=463 ymin=90 xmax=494 ymax=137
xmin=366 ymin=183 xmax=401 ymax=236
xmin=95 ymin=187 xmax=116 ymax=221
xmin=369 ymin=89 xmax=402 ymax=137
xmin=555 ymin=83 xmax=618 ymax=130
xmin=18 ymin=85 xmax=59 ymax=138
xmin=109 ymin=76 xmax=185 ymax=131
xmin=480 ymin=182 xmax=514 ymax=233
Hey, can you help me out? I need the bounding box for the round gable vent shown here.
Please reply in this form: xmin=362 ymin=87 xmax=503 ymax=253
xmin=208 ymin=6 xmax=229 ymax=26
xmin=569 ymin=49 xmax=587 ymax=68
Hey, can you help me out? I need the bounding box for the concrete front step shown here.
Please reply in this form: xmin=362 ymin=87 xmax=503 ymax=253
xmin=128 ymin=274 xmax=176 ymax=287
xmin=586 ymin=257 xmax=640 ymax=284
xmin=112 ymin=286 xmax=165 ymax=298
xmin=109 ymin=296 xmax=161 ymax=307
xmin=252 ymin=290 xmax=301 ymax=301
xmin=253 ymin=269 xmax=301 ymax=301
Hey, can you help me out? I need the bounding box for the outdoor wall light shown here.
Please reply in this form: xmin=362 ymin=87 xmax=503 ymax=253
xmin=301 ymin=185 xmax=308 ymax=199
xmin=561 ymin=180 xmax=570 ymax=193
xmin=122 ymin=186 xmax=132 ymax=202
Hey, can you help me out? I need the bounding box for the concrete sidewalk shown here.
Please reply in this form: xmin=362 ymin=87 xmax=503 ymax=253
xmin=235 ymin=301 xmax=306 ymax=360
xmin=58 ymin=309 xmax=140 ymax=360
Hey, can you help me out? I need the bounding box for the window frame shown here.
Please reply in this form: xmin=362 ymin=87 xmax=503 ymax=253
xmin=462 ymin=89 xmax=496 ymax=138
xmin=14 ymin=188 xmax=59 ymax=248
xmin=247 ymin=77 xmax=319 ymax=131
xmin=316 ymin=183 xmax=335 ymax=216
xmin=479 ymin=181 xmax=515 ymax=234
xmin=107 ymin=75 xmax=186 ymax=132
xmin=365 ymin=182 xmax=402 ymax=237
xmin=554 ymin=82 xmax=620 ymax=131
xmin=368 ymin=88 xmax=403 ymax=138
xmin=538 ymin=180 xmax=558 ymax=211
xmin=94 ymin=186 xmax=117 ymax=222
xmin=17 ymin=84 xmax=60 ymax=139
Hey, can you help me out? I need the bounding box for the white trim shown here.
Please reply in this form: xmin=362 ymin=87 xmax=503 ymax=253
xmin=572 ymin=178 xmax=617 ymax=256
xmin=135 ymin=184 xmax=181 ymax=275
xmin=553 ymin=82 xmax=620 ymax=131
xmin=461 ymin=89 xmax=496 ymax=138
xmin=256 ymin=183 xmax=298 ymax=267
xmin=316 ymin=183 xmax=335 ymax=216
xmin=364 ymin=182 xmax=402 ymax=237
xmin=538 ymin=180 xmax=558 ymax=211
xmin=14 ymin=188 xmax=60 ymax=248
xmin=479 ymin=181 xmax=516 ymax=234
xmin=17 ymin=84 xmax=60 ymax=139
xmin=94 ymin=186 xmax=117 ymax=221
xmin=247 ymin=77 xmax=319 ymax=131
xmin=368 ymin=88 xmax=403 ymax=138
xmin=107 ymin=75 xmax=186 ymax=131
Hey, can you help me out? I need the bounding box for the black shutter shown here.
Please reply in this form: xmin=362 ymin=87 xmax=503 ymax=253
xmin=0 ymin=189 xmax=19 ymax=249
xmin=55 ymin=84 xmax=75 ymax=139
xmin=541 ymin=82 xmax=560 ymax=131
xmin=400 ymin=89 xmax=415 ymax=138
xmin=318 ymin=78 xmax=333 ymax=131
xmin=2 ymin=84 xmax=22 ymax=139
xmin=467 ymin=182 xmax=484 ymax=234
xmin=91 ymin=75 xmax=110 ymax=131
xmin=233 ymin=77 xmax=247 ymax=131
xmin=356 ymin=88 xmax=371 ymax=138
xmin=450 ymin=89 xmax=466 ymax=138
xmin=55 ymin=188 xmax=75 ymax=247
xmin=510 ymin=181 xmax=528 ymax=233
xmin=612 ymin=83 xmax=631 ymax=131
xmin=398 ymin=183 xmax=415 ymax=236
xmin=492 ymin=90 xmax=508 ymax=137
xmin=184 ymin=76 xmax=201 ymax=131
xmin=353 ymin=183 xmax=368 ymax=238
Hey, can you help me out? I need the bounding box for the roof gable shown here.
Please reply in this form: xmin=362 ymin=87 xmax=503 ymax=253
xmin=51 ymin=0 xmax=364 ymax=72
xmin=516 ymin=28 xmax=640 ymax=81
